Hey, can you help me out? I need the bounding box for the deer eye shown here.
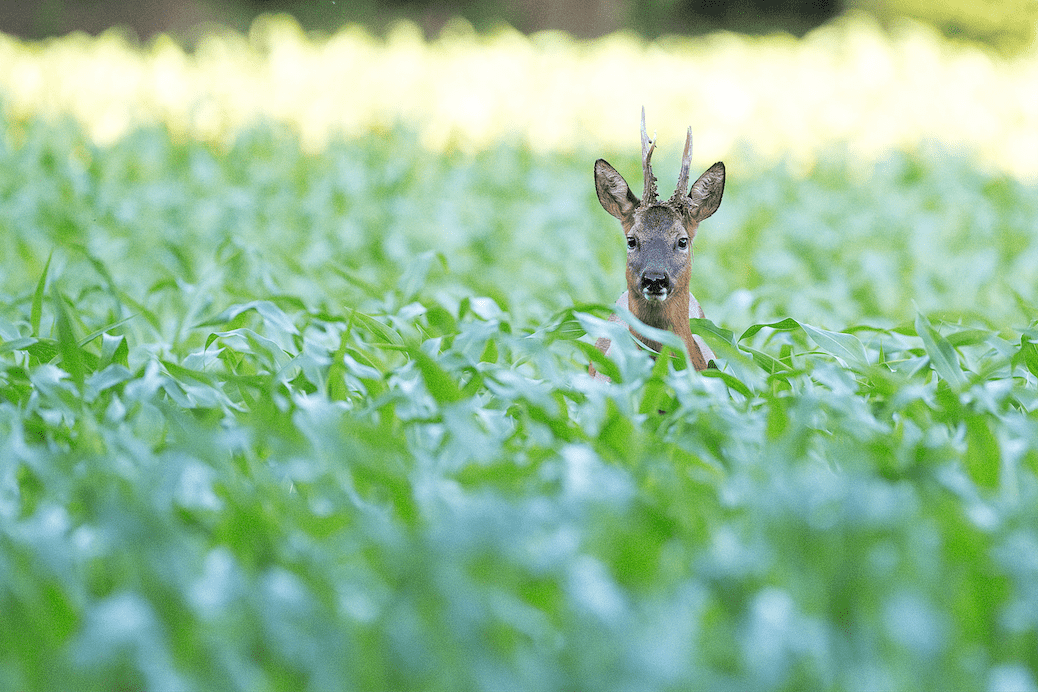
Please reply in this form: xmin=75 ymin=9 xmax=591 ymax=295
xmin=626 ymin=236 xmax=637 ymax=250
xmin=677 ymin=237 xmax=689 ymax=250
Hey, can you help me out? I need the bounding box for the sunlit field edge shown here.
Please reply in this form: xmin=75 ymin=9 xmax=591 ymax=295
xmin=1 ymin=12 xmax=1038 ymax=178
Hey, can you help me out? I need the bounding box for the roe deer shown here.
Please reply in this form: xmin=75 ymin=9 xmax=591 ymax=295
xmin=589 ymin=108 xmax=724 ymax=380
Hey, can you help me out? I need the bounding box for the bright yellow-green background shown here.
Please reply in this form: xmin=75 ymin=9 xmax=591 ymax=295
xmin=2 ymin=13 xmax=1037 ymax=177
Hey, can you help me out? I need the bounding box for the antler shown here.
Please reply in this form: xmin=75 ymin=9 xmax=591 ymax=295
xmin=640 ymin=106 xmax=658 ymax=205
xmin=671 ymin=126 xmax=693 ymax=203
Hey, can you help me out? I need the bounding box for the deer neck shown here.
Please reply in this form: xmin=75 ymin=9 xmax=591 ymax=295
xmin=628 ymin=290 xmax=708 ymax=371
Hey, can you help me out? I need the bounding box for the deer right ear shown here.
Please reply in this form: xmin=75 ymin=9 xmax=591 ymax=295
xmin=595 ymin=159 xmax=639 ymax=220
xmin=686 ymin=162 xmax=725 ymax=222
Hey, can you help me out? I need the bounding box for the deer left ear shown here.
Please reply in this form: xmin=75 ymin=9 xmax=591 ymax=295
xmin=595 ymin=159 xmax=640 ymax=220
xmin=686 ymin=162 xmax=725 ymax=222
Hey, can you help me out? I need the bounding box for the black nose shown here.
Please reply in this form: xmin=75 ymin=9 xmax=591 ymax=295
xmin=640 ymin=271 xmax=671 ymax=295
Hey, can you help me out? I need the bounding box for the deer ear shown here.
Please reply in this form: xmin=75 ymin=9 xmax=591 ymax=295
xmin=686 ymin=162 xmax=725 ymax=222
xmin=595 ymin=159 xmax=639 ymax=220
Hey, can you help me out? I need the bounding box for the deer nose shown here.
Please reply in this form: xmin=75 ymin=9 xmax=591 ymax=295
xmin=640 ymin=271 xmax=671 ymax=299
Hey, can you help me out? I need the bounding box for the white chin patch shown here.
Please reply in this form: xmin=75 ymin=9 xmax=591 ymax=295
xmin=642 ymin=288 xmax=668 ymax=302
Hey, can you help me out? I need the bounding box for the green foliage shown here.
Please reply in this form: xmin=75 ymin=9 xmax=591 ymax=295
xmin=2 ymin=112 xmax=1038 ymax=691
xmin=850 ymin=0 xmax=1038 ymax=55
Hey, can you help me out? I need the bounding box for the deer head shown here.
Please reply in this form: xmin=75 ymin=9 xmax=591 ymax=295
xmin=593 ymin=108 xmax=724 ymax=371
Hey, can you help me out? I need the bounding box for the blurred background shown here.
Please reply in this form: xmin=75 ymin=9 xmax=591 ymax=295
xmin=1 ymin=0 xmax=1035 ymax=54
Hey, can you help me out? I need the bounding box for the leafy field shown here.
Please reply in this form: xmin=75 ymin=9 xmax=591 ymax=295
xmin=3 ymin=20 xmax=1038 ymax=692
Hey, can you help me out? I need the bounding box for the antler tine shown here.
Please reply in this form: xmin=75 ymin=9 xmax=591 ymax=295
xmin=672 ymin=126 xmax=693 ymax=202
xmin=640 ymin=106 xmax=658 ymax=205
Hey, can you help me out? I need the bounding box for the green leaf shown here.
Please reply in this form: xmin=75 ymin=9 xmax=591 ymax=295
xmin=743 ymin=345 xmax=793 ymax=374
xmin=736 ymin=319 xmax=800 ymax=374
xmin=638 ymin=346 xmax=674 ymax=415
xmin=410 ymin=346 xmax=463 ymax=404
xmin=738 ymin=317 xmax=868 ymax=369
xmin=26 ymin=338 xmax=60 ymax=363
xmin=350 ymin=310 xmax=404 ymax=346
xmin=480 ymin=338 xmax=499 ymax=364
xmin=1019 ymin=335 xmax=1038 ymax=377
xmin=915 ymin=312 xmax=966 ymax=390
xmin=31 ymin=251 xmax=53 ymax=337
xmin=0 ymin=337 xmax=38 ymax=354
xmin=964 ymin=414 xmax=999 ymax=489
xmin=573 ymin=340 xmax=622 ymax=383
xmin=946 ymin=329 xmax=997 ymax=348
xmin=252 ymin=300 xmax=300 ymax=337
xmin=597 ymin=399 xmax=639 ymax=462
xmin=700 ymin=367 xmax=754 ymax=399
xmin=801 ymin=323 xmax=869 ymax=367
xmin=738 ymin=318 xmax=802 ymax=343
xmin=614 ymin=304 xmax=688 ymax=353
xmin=100 ymin=333 xmax=129 ymax=369
xmin=78 ymin=314 xmax=138 ymax=348
xmin=549 ymin=317 xmax=586 ymax=342
xmin=688 ymin=317 xmax=734 ymax=346
xmin=328 ymin=331 xmax=352 ymax=401
xmin=52 ymin=284 xmax=86 ymax=390
xmin=89 ymin=364 xmax=133 ymax=393
xmin=687 ymin=318 xmax=762 ymax=384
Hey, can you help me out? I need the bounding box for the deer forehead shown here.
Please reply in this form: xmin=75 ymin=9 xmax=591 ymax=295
xmin=628 ymin=205 xmax=692 ymax=240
